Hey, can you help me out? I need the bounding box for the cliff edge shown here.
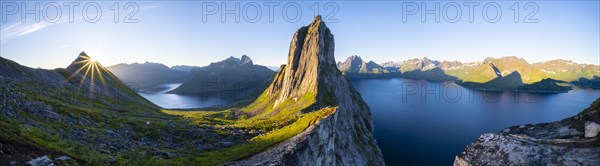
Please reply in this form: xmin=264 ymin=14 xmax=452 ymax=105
xmin=455 ymin=98 xmax=600 ymax=165
xmin=232 ymin=15 xmax=385 ymax=165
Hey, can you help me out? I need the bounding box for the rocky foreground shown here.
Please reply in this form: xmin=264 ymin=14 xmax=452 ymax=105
xmin=455 ymin=98 xmax=600 ymax=165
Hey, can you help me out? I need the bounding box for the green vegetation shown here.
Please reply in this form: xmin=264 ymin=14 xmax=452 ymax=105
xmin=1 ymin=76 xmax=335 ymax=166
xmin=156 ymin=89 xmax=337 ymax=165
xmin=0 ymin=80 xmax=185 ymax=163
xmin=161 ymin=107 xmax=336 ymax=165
xmin=340 ymin=56 xmax=600 ymax=91
xmin=0 ymin=53 xmax=341 ymax=165
xmin=444 ymin=64 xmax=496 ymax=83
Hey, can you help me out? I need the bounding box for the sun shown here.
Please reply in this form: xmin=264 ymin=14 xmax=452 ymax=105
xmin=89 ymin=57 xmax=98 ymax=63
xmin=65 ymin=52 xmax=112 ymax=97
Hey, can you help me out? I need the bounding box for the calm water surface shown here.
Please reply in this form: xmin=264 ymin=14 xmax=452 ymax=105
xmin=138 ymin=83 xmax=244 ymax=109
xmin=350 ymin=78 xmax=600 ymax=165
xmin=138 ymin=80 xmax=600 ymax=165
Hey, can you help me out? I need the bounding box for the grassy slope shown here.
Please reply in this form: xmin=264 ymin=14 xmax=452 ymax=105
xmin=0 ymin=79 xmax=184 ymax=165
xmin=160 ymin=90 xmax=337 ymax=165
xmin=445 ymin=65 xmax=496 ymax=83
xmin=2 ymin=55 xmax=337 ymax=165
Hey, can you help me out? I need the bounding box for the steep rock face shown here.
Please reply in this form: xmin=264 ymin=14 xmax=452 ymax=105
xmin=236 ymin=15 xmax=384 ymax=165
xmin=240 ymin=54 xmax=253 ymax=66
xmin=266 ymin=17 xmax=332 ymax=106
xmin=455 ymin=98 xmax=600 ymax=165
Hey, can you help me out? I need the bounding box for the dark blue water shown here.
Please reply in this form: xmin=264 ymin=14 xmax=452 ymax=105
xmin=350 ymin=78 xmax=600 ymax=165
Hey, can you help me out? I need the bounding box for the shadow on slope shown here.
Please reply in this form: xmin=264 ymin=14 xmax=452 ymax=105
xmin=460 ymin=71 xmax=572 ymax=93
xmin=571 ymin=76 xmax=600 ymax=89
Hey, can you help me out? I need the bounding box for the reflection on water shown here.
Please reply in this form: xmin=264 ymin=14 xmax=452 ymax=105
xmin=350 ymin=78 xmax=600 ymax=165
xmin=138 ymin=83 xmax=247 ymax=109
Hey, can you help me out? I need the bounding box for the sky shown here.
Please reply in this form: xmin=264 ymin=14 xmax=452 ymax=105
xmin=0 ymin=1 xmax=599 ymax=69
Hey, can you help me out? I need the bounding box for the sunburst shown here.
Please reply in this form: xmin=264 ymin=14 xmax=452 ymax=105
xmin=65 ymin=54 xmax=111 ymax=97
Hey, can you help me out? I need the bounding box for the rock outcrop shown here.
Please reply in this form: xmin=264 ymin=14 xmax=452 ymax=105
xmin=455 ymin=98 xmax=600 ymax=165
xmin=234 ymin=15 xmax=385 ymax=165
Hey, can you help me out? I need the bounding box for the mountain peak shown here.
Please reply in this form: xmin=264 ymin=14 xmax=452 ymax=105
xmin=240 ymin=54 xmax=253 ymax=65
xmin=79 ymin=51 xmax=89 ymax=57
xmin=68 ymin=51 xmax=95 ymax=71
xmin=266 ymin=14 xmax=336 ymax=106
xmin=223 ymin=56 xmax=240 ymax=62
xmin=242 ymin=14 xmax=384 ymax=165
xmin=211 ymin=55 xmax=255 ymax=67
xmin=312 ymin=15 xmax=323 ymax=24
xmin=315 ymin=15 xmax=322 ymax=20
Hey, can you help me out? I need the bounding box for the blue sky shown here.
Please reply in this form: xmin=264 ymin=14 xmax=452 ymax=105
xmin=0 ymin=1 xmax=598 ymax=69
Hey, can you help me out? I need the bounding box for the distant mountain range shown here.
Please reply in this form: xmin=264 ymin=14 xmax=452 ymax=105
xmin=168 ymin=55 xmax=275 ymax=94
xmin=106 ymin=55 xmax=275 ymax=97
xmin=338 ymin=55 xmax=390 ymax=74
xmin=106 ymin=62 xmax=191 ymax=90
xmin=338 ymin=55 xmax=600 ymax=92
xmin=107 ymin=54 xmax=597 ymax=94
xmin=170 ymin=65 xmax=201 ymax=72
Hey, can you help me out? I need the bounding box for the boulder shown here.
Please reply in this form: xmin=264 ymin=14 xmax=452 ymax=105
xmin=27 ymin=155 xmax=54 ymax=166
xmin=584 ymin=121 xmax=600 ymax=138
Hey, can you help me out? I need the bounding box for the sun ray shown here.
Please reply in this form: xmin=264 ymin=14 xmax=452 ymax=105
xmin=80 ymin=61 xmax=94 ymax=86
xmin=90 ymin=62 xmax=96 ymax=98
xmin=64 ymin=53 xmax=112 ymax=97
xmin=65 ymin=61 xmax=92 ymax=83
xmin=94 ymin=62 xmax=108 ymax=89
